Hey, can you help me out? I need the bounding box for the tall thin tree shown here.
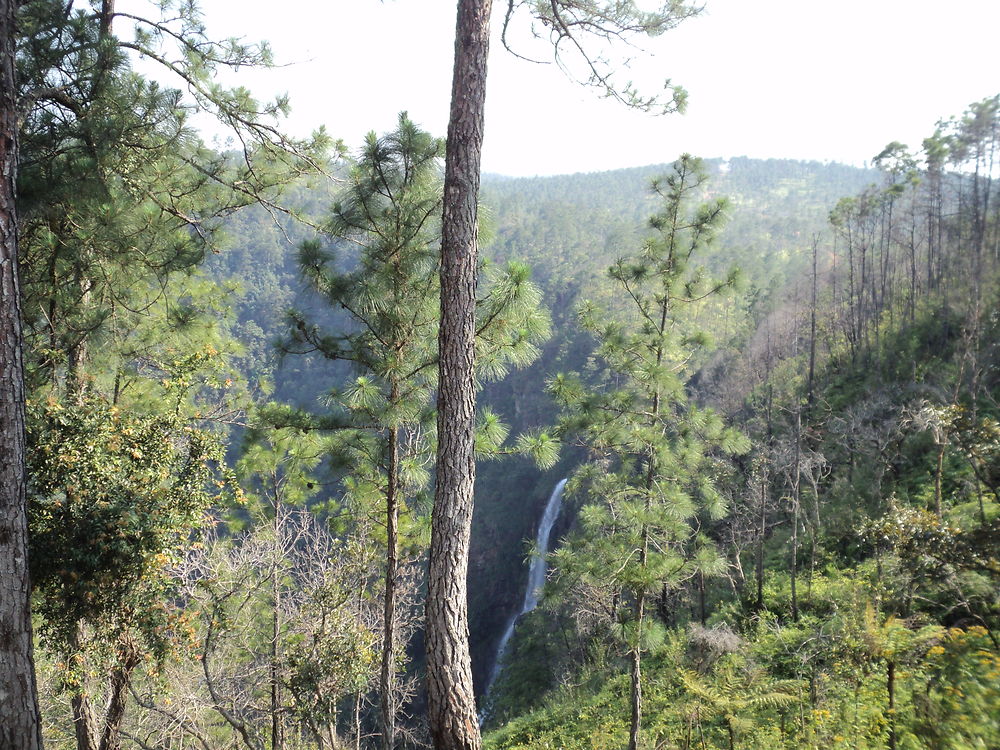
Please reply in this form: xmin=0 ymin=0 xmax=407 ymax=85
xmin=426 ymin=1 xmax=492 ymax=747
xmin=0 ymin=0 xmax=44 ymax=745
xmin=427 ymin=2 xmax=702 ymax=746
xmin=550 ymin=156 xmax=747 ymax=750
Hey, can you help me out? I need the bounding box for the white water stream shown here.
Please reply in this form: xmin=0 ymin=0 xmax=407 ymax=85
xmin=480 ymin=478 xmax=568 ymax=716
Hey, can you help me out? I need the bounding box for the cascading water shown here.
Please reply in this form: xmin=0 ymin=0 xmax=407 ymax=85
xmin=480 ymin=478 xmax=568 ymax=721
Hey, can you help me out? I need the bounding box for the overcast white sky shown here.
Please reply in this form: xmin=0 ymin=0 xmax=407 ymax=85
xmin=192 ymin=0 xmax=1000 ymax=177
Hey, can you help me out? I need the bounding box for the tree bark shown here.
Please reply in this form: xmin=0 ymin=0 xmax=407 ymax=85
xmin=353 ymin=692 xmax=362 ymax=750
xmin=71 ymin=691 xmax=97 ymax=750
xmin=790 ymin=408 xmax=801 ymax=623
xmin=271 ymin=498 xmax=284 ymax=750
xmin=380 ymin=423 xmax=400 ymax=750
xmin=697 ymin=572 xmax=706 ymax=626
xmin=0 ymin=0 xmax=45 ymax=746
xmin=70 ymin=625 xmax=96 ymax=750
xmin=98 ymin=642 xmax=140 ymax=750
xmin=425 ymin=0 xmax=491 ymax=748
xmin=887 ymin=660 xmax=896 ymax=750
xmin=755 ymin=473 xmax=766 ymax=612
xmin=627 ymin=594 xmax=644 ymax=750
xmin=934 ymin=441 xmax=944 ymax=518
xmin=807 ymin=236 xmax=818 ymax=410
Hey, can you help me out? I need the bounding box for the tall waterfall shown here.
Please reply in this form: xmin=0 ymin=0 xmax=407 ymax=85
xmin=481 ymin=478 xmax=568 ymax=715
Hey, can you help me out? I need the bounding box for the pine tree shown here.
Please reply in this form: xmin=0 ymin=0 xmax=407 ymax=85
xmin=285 ymin=115 xmax=443 ymax=750
xmin=428 ymin=3 xmax=700 ymax=746
xmin=16 ymin=0 xmax=328 ymax=397
xmin=549 ymin=155 xmax=748 ymax=750
xmin=283 ymin=114 xmax=548 ymax=749
xmin=9 ymin=3 xmax=327 ymax=745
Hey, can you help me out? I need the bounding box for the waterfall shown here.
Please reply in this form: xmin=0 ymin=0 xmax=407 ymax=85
xmin=480 ymin=478 xmax=568 ymax=718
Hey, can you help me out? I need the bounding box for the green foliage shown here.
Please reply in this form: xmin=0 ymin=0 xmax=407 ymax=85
xmin=16 ymin=41 xmax=1000 ymax=746
xmin=913 ymin=626 xmax=1000 ymax=749
xmin=551 ymin=155 xmax=746 ymax=604
xmin=134 ymin=512 xmax=382 ymax=749
xmin=285 ymin=580 xmax=378 ymax=733
xmin=501 ymin=0 xmax=701 ymax=113
xmin=486 ymin=604 xmax=1000 ymax=750
xmin=679 ymin=654 xmax=800 ymax=750
xmin=27 ymin=389 xmax=236 ymax=661
xmin=17 ymin=0 xmax=328 ymax=396
xmin=280 ymin=113 xmax=444 ymax=544
xmin=542 ymin=155 xmax=747 ymax=744
xmin=482 ymin=97 xmax=1000 ymax=750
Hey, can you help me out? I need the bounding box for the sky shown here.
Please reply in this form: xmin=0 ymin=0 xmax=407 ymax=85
xmin=186 ymin=0 xmax=1000 ymax=177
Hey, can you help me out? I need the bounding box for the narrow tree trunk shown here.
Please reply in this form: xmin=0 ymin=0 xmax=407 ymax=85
xmin=628 ymin=594 xmax=645 ymax=750
xmin=0 ymin=1 xmax=45 ymax=745
xmin=353 ymin=692 xmax=362 ymax=750
xmin=66 ymin=260 xmax=90 ymax=400
xmin=790 ymin=409 xmax=801 ymax=623
xmin=908 ymin=217 xmax=917 ymax=324
xmin=380 ymin=423 xmax=400 ymax=750
xmin=426 ymin=0 xmax=491 ymax=747
xmin=271 ymin=499 xmax=284 ymax=750
xmin=98 ymin=642 xmax=140 ymax=750
xmin=808 ymin=529 xmax=816 ymax=602
xmin=887 ymin=660 xmax=896 ymax=750
xmin=697 ymin=572 xmax=706 ymax=626
xmin=70 ymin=624 xmax=97 ymax=750
xmin=807 ymin=236 xmax=818 ymax=410
xmin=934 ymin=441 xmax=945 ymax=518
xmin=756 ymin=473 xmax=766 ymax=612
xmin=71 ymin=692 xmax=97 ymax=750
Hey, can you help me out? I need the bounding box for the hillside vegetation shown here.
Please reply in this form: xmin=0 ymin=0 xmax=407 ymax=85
xmin=476 ymin=105 xmax=1000 ymax=749
xmin=14 ymin=45 xmax=999 ymax=747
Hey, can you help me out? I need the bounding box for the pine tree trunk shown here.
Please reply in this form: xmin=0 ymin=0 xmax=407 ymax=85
xmin=381 ymin=424 xmax=400 ymax=750
xmin=271 ymin=501 xmax=284 ymax=750
xmin=0 ymin=1 xmax=45 ymax=746
xmin=697 ymin=572 xmax=706 ymax=626
xmin=425 ymin=0 xmax=491 ymax=747
xmin=627 ymin=594 xmax=644 ymax=750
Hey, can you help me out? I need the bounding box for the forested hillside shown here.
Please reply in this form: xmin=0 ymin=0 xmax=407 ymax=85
xmin=1 ymin=2 xmax=998 ymax=748
xmin=184 ymin=157 xmax=880 ymax=697
xmin=469 ymin=157 xmax=876 ymax=689
xmin=479 ymin=107 xmax=1000 ymax=749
